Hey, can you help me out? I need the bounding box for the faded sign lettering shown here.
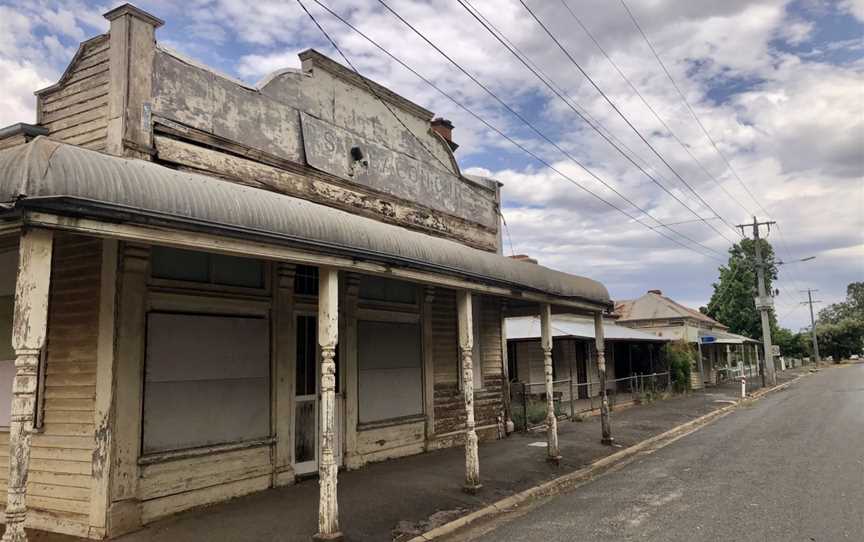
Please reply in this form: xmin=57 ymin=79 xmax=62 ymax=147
xmin=301 ymin=113 xmax=496 ymax=229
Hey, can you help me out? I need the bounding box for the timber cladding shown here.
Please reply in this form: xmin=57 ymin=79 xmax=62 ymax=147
xmin=0 ymin=234 xmax=102 ymax=538
xmin=432 ymin=293 xmax=504 ymax=437
xmin=138 ymin=445 xmax=272 ymax=524
xmin=36 ymin=35 xmax=110 ymax=152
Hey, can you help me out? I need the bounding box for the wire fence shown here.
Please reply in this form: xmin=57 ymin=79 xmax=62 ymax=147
xmin=716 ymin=363 xmax=763 ymax=393
xmin=510 ymin=372 xmax=671 ymax=431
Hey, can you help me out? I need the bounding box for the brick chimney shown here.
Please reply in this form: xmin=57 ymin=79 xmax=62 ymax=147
xmin=509 ymin=254 xmax=538 ymax=265
xmin=648 ymin=289 xmax=662 ymax=295
xmin=431 ymin=118 xmax=458 ymax=151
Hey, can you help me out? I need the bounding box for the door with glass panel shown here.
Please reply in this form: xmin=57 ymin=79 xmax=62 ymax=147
xmin=294 ymin=313 xmax=343 ymax=475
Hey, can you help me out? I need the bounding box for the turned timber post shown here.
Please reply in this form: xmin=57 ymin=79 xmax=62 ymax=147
xmin=593 ymin=312 xmax=613 ymax=445
xmin=540 ymin=304 xmax=560 ymax=462
xmin=457 ymin=290 xmax=482 ymax=493
xmin=3 ymin=229 xmax=53 ymax=542
xmin=314 ymin=267 xmax=342 ymax=541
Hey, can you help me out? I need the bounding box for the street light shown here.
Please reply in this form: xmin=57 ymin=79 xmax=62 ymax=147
xmin=777 ymin=255 xmax=816 ymax=265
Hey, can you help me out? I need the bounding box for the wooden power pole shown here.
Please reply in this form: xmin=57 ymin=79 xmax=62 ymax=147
xmin=737 ymin=217 xmax=777 ymax=387
xmin=801 ymin=289 xmax=822 ymax=364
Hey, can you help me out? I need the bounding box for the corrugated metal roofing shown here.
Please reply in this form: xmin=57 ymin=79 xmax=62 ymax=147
xmin=506 ymin=315 xmax=668 ymax=342
xmin=0 ymin=138 xmax=611 ymax=306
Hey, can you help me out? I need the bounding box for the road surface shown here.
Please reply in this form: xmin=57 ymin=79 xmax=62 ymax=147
xmin=459 ymin=364 xmax=864 ymax=542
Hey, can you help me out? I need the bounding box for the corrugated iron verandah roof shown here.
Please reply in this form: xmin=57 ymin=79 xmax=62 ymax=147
xmin=0 ymin=138 xmax=611 ymax=309
xmin=506 ymin=315 xmax=670 ymax=342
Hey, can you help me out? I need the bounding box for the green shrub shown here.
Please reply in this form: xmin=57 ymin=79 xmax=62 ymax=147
xmin=663 ymin=340 xmax=694 ymax=393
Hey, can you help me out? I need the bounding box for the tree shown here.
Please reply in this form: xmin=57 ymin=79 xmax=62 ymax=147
xmin=706 ymin=238 xmax=778 ymax=339
xmin=816 ymin=282 xmax=864 ymax=360
xmin=662 ymin=340 xmax=693 ymax=392
xmin=817 ymin=318 xmax=864 ymax=360
xmin=818 ymin=282 xmax=864 ymax=325
xmin=773 ymin=327 xmax=808 ymax=358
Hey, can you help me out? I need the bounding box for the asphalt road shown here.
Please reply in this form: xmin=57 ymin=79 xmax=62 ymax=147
xmin=462 ymin=365 xmax=864 ymax=542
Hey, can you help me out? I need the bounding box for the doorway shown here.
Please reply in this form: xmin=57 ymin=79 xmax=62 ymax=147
xmin=293 ymin=313 xmax=344 ymax=475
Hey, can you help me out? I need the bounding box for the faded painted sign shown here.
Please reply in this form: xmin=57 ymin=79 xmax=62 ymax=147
xmin=301 ymin=112 xmax=497 ymax=229
xmin=152 ymin=50 xmax=305 ymax=164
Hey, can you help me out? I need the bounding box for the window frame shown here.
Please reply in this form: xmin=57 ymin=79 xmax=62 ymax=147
xmin=149 ymin=246 xmax=271 ymax=297
xmin=140 ymin=281 xmax=274 ymax=459
xmin=140 ymin=310 xmax=273 ymax=456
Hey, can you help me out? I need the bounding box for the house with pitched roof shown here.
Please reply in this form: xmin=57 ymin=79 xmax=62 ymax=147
xmin=615 ymin=290 xmax=761 ymax=389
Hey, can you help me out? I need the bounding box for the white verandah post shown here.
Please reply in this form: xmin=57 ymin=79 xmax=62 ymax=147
xmin=539 ymin=304 xmax=560 ymax=462
xmin=2 ymin=229 xmax=53 ymax=542
xmin=457 ymin=290 xmax=482 ymax=493
xmin=314 ymin=267 xmax=342 ymax=541
xmin=593 ymin=312 xmax=613 ymax=445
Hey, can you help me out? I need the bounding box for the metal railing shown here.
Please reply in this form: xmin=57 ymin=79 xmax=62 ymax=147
xmin=510 ymin=372 xmax=671 ymax=431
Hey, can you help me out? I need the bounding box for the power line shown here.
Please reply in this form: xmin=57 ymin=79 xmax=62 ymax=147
xmin=305 ymin=0 xmax=725 ymax=260
xmin=618 ymin=0 xmax=767 ymax=218
xmin=456 ymin=3 xmax=710 ymax=234
xmin=558 ymin=0 xmax=756 ymax=219
xmin=516 ymin=0 xmax=739 ymax=244
xmin=617 ymin=0 xmax=812 ymax=304
xmin=454 ymin=0 xmax=733 ymax=249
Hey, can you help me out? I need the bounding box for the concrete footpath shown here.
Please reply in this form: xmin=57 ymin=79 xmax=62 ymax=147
xmin=17 ymin=368 xmax=807 ymax=542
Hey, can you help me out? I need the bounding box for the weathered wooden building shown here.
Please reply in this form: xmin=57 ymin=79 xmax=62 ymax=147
xmin=615 ymin=290 xmax=761 ymax=389
xmin=0 ymin=5 xmax=612 ymax=540
xmin=506 ymin=314 xmax=668 ymax=402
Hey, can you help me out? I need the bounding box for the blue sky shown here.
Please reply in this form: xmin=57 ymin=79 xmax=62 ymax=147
xmin=1 ymin=0 xmax=862 ymax=332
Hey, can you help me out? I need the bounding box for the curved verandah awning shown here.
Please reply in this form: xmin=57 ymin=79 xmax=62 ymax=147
xmin=0 ymin=137 xmax=610 ymax=312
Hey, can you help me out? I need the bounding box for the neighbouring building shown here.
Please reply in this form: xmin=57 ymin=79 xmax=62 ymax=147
xmin=615 ymin=290 xmax=761 ymax=389
xmin=0 ymin=4 xmax=613 ymax=540
xmin=505 ymin=314 xmax=668 ymax=412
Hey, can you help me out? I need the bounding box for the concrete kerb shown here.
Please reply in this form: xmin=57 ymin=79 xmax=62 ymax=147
xmin=407 ymin=372 xmax=809 ymax=542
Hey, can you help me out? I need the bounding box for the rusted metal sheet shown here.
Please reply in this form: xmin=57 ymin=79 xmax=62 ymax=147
xmin=301 ymin=112 xmax=497 ymax=229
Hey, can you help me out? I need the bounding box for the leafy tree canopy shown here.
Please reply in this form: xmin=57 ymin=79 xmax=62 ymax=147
xmin=773 ymin=327 xmax=809 ymax=358
xmin=706 ymin=238 xmax=778 ymax=339
xmin=816 ymin=282 xmax=864 ymax=360
xmin=818 ymin=282 xmax=864 ymax=325
xmin=817 ymin=318 xmax=864 ymax=360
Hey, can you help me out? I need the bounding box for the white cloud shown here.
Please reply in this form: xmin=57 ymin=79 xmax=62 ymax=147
xmin=840 ymin=0 xmax=864 ymax=22
xmin=238 ymin=50 xmax=303 ymax=80
xmin=0 ymin=58 xmax=51 ymax=127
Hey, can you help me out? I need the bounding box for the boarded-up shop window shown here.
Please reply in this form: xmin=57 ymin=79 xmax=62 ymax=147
xmin=358 ymin=320 xmax=422 ymax=423
xmin=143 ymin=312 xmax=270 ymax=454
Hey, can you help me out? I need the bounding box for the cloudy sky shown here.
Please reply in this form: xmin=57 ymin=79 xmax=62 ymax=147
xmin=1 ymin=0 xmax=862 ymax=331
